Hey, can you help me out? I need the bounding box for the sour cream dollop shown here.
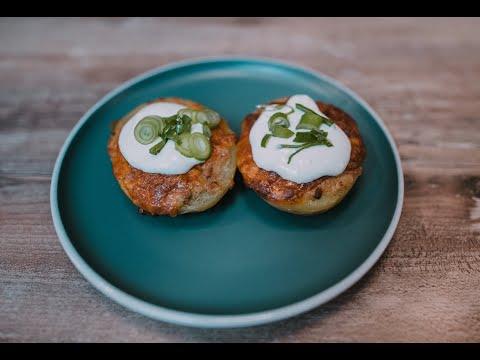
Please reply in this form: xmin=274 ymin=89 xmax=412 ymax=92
xmin=249 ymin=94 xmax=351 ymax=184
xmin=118 ymin=102 xmax=204 ymax=175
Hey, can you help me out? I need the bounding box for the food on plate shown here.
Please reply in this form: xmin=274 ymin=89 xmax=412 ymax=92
xmin=237 ymin=94 xmax=366 ymax=214
xmin=108 ymin=97 xmax=237 ymax=216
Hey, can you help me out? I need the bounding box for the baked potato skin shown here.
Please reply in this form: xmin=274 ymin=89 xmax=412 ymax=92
xmin=237 ymin=98 xmax=366 ymax=215
xmin=108 ymin=97 xmax=237 ymax=217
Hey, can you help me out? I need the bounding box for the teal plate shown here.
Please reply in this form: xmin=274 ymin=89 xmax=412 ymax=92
xmin=51 ymin=57 xmax=403 ymax=328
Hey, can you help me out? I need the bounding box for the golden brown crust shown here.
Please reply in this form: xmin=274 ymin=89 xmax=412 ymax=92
xmin=236 ymin=98 xmax=366 ymax=214
xmin=108 ymin=97 xmax=237 ymax=217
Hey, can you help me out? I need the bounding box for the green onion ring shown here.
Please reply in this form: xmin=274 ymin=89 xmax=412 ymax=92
xmin=134 ymin=116 xmax=161 ymax=145
xmin=188 ymin=133 xmax=211 ymax=161
xmin=204 ymin=109 xmax=221 ymax=128
xmin=268 ymin=112 xmax=290 ymax=131
xmin=193 ymin=111 xmax=209 ymax=125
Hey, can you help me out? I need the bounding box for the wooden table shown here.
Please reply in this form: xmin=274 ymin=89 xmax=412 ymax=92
xmin=1 ymin=17 xmax=479 ymax=342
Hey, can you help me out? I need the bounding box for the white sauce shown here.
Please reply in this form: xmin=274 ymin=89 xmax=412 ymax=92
xmin=249 ymin=94 xmax=351 ymax=183
xmin=118 ymin=102 xmax=204 ymax=175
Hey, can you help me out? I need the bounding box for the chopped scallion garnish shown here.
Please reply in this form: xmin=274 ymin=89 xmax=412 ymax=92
xmin=134 ymin=106 xmax=218 ymax=161
xmin=268 ymin=112 xmax=290 ymax=131
xmin=149 ymin=139 xmax=166 ymax=155
xmin=261 ymin=134 xmax=272 ymax=148
xmin=134 ymin=116 xmax=163 ymax=145
xmin=295 ymin=103 xmax=333 ymax=130
xmin=271 ymin=125 xmax=294 ymax=138
xmin=279 ymin=129 xmax=333 ymax=163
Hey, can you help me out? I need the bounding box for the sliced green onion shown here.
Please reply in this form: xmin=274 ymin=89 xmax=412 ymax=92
xmin=158 ymin=114 xmax=177 ymax=132
xmin=268 ymin=112 xmax=290 ymax=131
xmin=162 ymin=114 xmax=179 ymax=123
xmin=261 ymin=134 xmax=272 ymax=148
xmin=204 ymin=109 xmax=221 ymax=128
xmin=279 ymin=143 xmax=304 ymax=149
xmin=295 ymin=103 xmax=333 ymax=127
xmin=281 ymin=127 xmax=334 ymax=163
xmin=202 ymin=123 xmax=212 ymax=138
xmin=287 ymin=143 xmax=317 ymax=164
xmin=134 ymin=116 xmax=161 ymax=144
xmin=188 ymin=110 xmax=199 ymax=123
xmin=190 ymin=109 xmax=221 ymax=128
xmin=284 ymin=139 xmax=334 ymax=163
xmin=271 ymin=125 xmax=294 ymax=138
xmin=175 ymin=115 xmax=192 ymax=135
xmin=177 ymin=108 xmax=194 ymax=119
xmin=293 ymin=131 xmax=318 ymax=143
xmin=257 ymin=104 xmax=293 ymax=113
xmin=175 ymin=133 xmax=193 ymax=158
xmin=295 ymin=103 xmax=314 ymax=113
xmin=296 ymin=112 xmax=323 ymax=130
xmin=153 ymin=116 xmax=167 ymax=133
xmin=149 ymin=139 xmax=166 ymax=155
xmin=311 ymin=129 xmax=329 ymax=138
xmin=188 ymin=133 xmax=211 ymax=161
xmin=320 ymin=138 xmax=333 ymax=147
xmin=196 ymin=111 xmax=210 ymax=125
xmin=286 ymin=142 xmax=330 ymax=164
xmin=163 ymin=124 xmax=178 ymax=141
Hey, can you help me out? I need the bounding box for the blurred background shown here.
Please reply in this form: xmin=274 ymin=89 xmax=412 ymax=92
xmin=1 ymin=18 xmax=478 ymax=157
xmin=1 ymin=17 xmax=479 ymax=342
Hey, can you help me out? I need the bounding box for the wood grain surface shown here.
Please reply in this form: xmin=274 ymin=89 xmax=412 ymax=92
xmin=1 ymin=17 xmax=479 ymax=342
